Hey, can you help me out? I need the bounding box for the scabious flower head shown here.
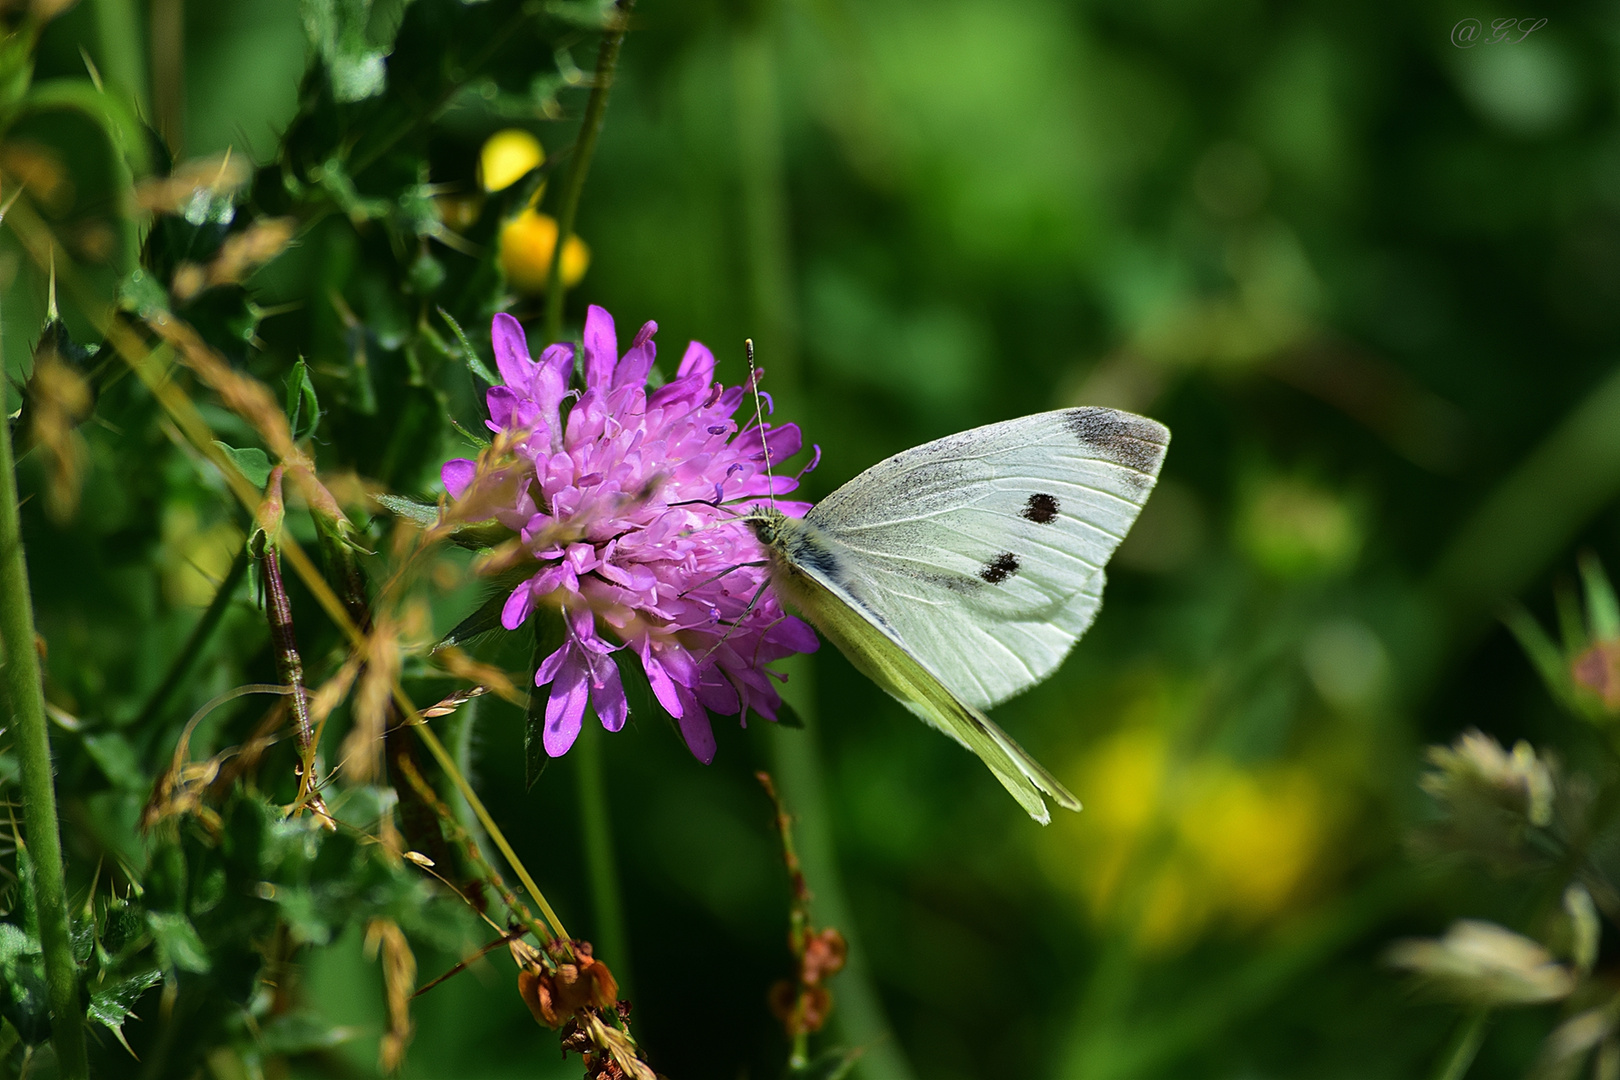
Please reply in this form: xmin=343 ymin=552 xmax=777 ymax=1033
xmin=442 ymin=306 xmax=818 ymax=762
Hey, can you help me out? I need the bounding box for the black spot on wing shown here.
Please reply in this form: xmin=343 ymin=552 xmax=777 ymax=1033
xmin=1063 ymin=408 xmax=1168 ymax=475
xmin=1023 ymin=493 xmax=1059 ymax=524
xmin=980 ymin=552 xmax=1020 ymax=585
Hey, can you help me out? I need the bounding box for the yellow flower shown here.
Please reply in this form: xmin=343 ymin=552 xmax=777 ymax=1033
xmin=480 ymin=128 xmax=545 ymax=195
xmin=1041 ymin=676 xmax=1338 ymax=954
xmin=499 ymin=209 xmax=590 ymax=295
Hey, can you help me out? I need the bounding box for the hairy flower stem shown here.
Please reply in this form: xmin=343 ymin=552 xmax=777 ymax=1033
xmin=0 ymin=401 xmax=89 ymax=1079
xmin=132 ymin=546 xmax=249 ymax=728
xmin=259 ymin=542 xmax=326 ymax=817
xmin=543 ymin=0 xmax=634 ymax=344
xmin=769 ymin=658 xmax=916 ymax=1080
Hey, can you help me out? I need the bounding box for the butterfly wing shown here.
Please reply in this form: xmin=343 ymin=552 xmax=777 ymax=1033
xmin=805 ymin=407 xmax=1168 ymax=711
xmin=764 ymin=538 xmax=1080 ymax=823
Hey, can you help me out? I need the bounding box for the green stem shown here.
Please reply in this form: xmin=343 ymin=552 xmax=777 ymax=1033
xmin=731 ymin=18 xmax=799 ymax=383
xmin=1432 ymin=1010 xmax=1490 ymax=1080
xmin=771 ymin=655 xmax=916 ymax=1080
xmin=576 ymin=719 xmax=631 ymax=992
xmin=0 ymin=377 xmax=88 ymax=1079
xmin=130 ymin=546 xmax=248 ymax=728
xmin=543 ymin=0 xmax=634 ymax=345
xmin=87 ymin=0 xmax=150 ymax=117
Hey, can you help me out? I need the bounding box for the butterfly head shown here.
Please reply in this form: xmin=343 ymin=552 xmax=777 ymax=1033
xmin=742 ymin=505 xmax=790 ymax=549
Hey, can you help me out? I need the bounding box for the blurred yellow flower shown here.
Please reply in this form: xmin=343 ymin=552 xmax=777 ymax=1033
xmin=480 ymin=128 xmax=545 ymax=195
xmin=1041 ymin=684 xmax=1337 ymax=954
xmin=500 ymin=209 xmax=590 ymax=295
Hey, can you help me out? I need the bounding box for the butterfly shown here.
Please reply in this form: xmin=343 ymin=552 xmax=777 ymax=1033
xmin=745 ymin=407 xmax=1169 ymax=823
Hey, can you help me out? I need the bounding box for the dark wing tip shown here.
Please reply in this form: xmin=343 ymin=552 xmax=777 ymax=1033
xmin=1062 ymin=407 xmax=1169 ymax=476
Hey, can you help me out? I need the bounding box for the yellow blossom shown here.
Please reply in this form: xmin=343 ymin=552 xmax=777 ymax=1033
xmin=480 ymin=128 xmax=545 ymax=195
xmin=499 ymin=209 xmax=590 ymax=295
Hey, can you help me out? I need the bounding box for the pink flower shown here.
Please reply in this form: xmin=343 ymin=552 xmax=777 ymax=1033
xmin=442 ymin=307 xmax=818 ymax=761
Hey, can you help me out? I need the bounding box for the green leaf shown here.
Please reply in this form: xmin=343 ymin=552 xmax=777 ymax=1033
xmin=87 ymin=969 xmax=163 ymax=1040
xmin=147 ymin=912 xmax=211 ymax=974
xmin=438 ymin=307 xmax=500 ymax=386
xmin=1504 ymin=606 xmax=1572 ymax=706
xmin=286 ymin=359 xmax=321 ymax=443
xmin=21 ymin=78 xmax=152 ymax=176
xmin=0 ymin=924 xmax=49 ymax=1046
xmin=212 ymin=442 xmax=273 ymax=489
xmin=372 ymin=492 xmax=440 ymax=527
xmin=82 ymin=732 xmax=145 ymax=791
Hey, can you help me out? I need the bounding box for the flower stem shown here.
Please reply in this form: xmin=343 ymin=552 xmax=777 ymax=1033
xmin=770 ymin=656 xmax=916 ymax=1080
xmin=543 ymin=0 xmax=635 ymax=345
xmin=131 ymin=546 xmax=248 ymax=728
xmin=0 ymin=391 xmax=89 ymax=1079
xmin=576 ymin=719 xmax=631 ymax=991
xmin=260 ymin=540 xmax=325 ymax=815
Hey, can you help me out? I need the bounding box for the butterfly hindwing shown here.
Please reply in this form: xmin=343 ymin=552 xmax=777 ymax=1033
xmin=765 ymin=545 xmax=1081 ymax=823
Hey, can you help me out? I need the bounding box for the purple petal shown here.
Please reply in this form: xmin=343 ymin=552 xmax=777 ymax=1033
xmin=582 ymin=305 xmax=618 ymax=389
xmin=492 ymin=313 xmax=534 ymax=389
xmin=769 ymin=616 xmax=821 ymax=654
xmin=534 ymin=641 xmax=569 ymax=686
xmin=674 ymin=685 xmax=716 ymax=764
xmin=501 ymin=581 xmax=534 ymax=630
xmin=676 ymin=340 xmax=715 ymax=382
xmin=486 ymin=386 xmax=519 ymax=428
xmin=643 ymin=653 xmax=684 ymax=718
xmin=441 ymin=459 xmax=476 ymax=499
xmin=544 ymin=654 xmax=590 ymax=756
xmin=592 ymin=658 xmax=628 ymax=733
xmin=613 ymin=321 xmax=658 ymax=390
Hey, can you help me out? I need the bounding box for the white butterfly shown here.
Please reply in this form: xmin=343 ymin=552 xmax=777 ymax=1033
xmin=746 ymin=408 xmax=1169 ymax=823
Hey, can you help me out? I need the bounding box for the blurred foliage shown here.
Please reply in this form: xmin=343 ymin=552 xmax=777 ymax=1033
xmin=0 ymin=0 xmax=1617 ymax=1078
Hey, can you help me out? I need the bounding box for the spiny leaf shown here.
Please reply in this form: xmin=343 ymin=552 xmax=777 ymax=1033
xmin=88 ymin=968 xmax=163 ymax=1057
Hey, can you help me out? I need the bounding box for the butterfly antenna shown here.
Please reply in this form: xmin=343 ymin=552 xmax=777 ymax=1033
xmin=746 ymin=339 xmax=777 ymax=511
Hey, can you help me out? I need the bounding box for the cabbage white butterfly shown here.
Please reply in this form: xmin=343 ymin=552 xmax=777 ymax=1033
xmin=746 ymin=402 xmax=1169 ymax=823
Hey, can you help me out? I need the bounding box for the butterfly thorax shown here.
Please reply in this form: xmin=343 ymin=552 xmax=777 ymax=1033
xmin=743 ymin=507 xmax=845 ymax=584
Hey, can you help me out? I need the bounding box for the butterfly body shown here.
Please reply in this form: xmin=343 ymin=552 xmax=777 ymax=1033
xmin=746 ymin=407 xmax=1169 ymax=823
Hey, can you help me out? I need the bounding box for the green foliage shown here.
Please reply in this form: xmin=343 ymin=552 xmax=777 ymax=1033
xmin=2 ymin=0 xmax=1620 ymax=1077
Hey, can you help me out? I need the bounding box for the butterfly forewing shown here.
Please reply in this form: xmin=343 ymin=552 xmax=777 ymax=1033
xmin=804 ymin=408 xmax=1168 ymax=710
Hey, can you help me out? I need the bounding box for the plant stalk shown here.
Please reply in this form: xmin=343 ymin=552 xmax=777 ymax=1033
xmin=770 ymin=656 xmax=916 ymax=1080
xmin=576 ymin=719 xmax=631 ymax=992
xmin=0 ymin=383 xmax=88 ymax=1078
xmin=543 ymin=0 xmax=634 ymax=344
